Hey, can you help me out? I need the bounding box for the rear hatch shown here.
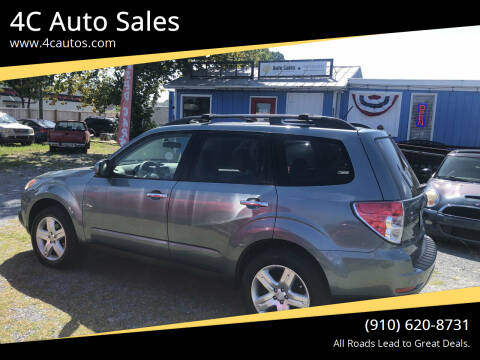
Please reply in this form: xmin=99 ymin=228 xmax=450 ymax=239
xmin=358 ymin=131 xmax=427 ymax=249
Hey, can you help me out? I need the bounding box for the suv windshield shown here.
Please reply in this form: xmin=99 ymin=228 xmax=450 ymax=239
xmin=436 ymin=155 xmax=480 ymax=183
xmin=0 ymin=112 xmax=17 ymax=124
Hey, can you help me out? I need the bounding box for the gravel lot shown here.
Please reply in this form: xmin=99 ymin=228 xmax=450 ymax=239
xmin=1 ymin=144 xmax=479 ymax=342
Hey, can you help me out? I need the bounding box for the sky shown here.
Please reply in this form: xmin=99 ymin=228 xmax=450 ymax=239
xmin=270 ymin=26 xmax=480 ymax=80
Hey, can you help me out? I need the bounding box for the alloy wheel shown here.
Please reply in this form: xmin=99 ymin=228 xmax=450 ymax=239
xmin=251 ymin=265 xmax=310 ymax=312
xmin=36 ymin=216 xmax=66 ymax=261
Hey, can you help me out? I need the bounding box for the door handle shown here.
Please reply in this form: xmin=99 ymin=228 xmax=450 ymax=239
xmin=146 ymin=192 xmax=168 ymax=199
xmin=240 ymin=199 xmax=269 ymax=208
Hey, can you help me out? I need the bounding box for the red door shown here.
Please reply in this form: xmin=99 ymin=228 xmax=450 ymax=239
xmin=251 ymin=97 xmax=276 ymax=114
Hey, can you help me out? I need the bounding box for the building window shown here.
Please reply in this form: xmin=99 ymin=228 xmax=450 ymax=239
xmin=408 ymin=94 xmax=437 ymax=141
xmin=250 ymin=97 xmax=276 ymax=114
xmin=181 ymin=95 xmax=211 ymax=117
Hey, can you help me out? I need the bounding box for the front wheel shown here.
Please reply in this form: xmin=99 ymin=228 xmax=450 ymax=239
xmin=241 ymin=249 xmax=330 ymax=313
xmin=31 ymin=206 xmax=80 ymax=268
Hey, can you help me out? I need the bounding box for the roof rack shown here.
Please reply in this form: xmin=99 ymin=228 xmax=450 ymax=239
xmin=165 ymin=113 xmax=357 ymax=130
xmin=350 ymin=122 xmax=371 ymax=129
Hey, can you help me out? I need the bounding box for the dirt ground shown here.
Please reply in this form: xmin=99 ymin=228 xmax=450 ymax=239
xmin=1 ymin=143 xmax=479 ymax=343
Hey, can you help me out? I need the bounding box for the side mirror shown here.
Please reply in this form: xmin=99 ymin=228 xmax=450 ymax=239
xmin=418 ymin=168 xmax=433 ymax=184
xmin=420 ymin=167 xmax=433 ymax=176
xmin=94 ymin=159 xmax=111 ymax=177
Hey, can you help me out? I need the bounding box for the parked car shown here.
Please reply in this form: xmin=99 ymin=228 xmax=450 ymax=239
xmin=397 ymin=140 xmax=453 ymax=183
xmin=47 ymin=120 xmax=90 ymax=153
xmin=0 ymin=112 xmax=34 ymax=145
xmin=18 ymin=118 xmax=56 ymax=143
xmin=423 ymin=149 xmax=480 ymax=245
xmin=20 ymin=114 xmax=436 ymax=313
xmin=398 ymin=139 xmax=454 ymax=150
xmin=84 ymin=116 xmax=116 ymax=137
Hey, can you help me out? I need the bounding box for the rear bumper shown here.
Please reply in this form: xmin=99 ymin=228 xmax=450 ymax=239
xmin=48 ymin=142 xmax=86 ymax=148
xmin=320 ymin=235 xmax=436 ymax=298
xmin=424 ymin=208 xmax=480 ymax=245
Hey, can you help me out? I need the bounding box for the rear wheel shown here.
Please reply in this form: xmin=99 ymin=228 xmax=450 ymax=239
xmin=31 ymin=206 xmax=80 ymax=268
xmin=241 ymin=249 xmax=330 ymax=313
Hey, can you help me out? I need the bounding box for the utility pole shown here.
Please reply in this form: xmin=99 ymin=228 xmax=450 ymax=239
xmin=38 ymin=84 xmax=44 ymax=120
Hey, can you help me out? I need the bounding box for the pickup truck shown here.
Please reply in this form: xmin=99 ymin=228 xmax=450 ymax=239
xmin=48 ymin=120 xmax=90 ymax=153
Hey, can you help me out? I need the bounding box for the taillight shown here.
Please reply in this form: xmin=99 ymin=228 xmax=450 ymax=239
xmin=353 ymin=201 xmax=404 ymax=244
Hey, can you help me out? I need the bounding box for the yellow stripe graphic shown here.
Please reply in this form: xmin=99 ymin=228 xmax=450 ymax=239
xmin=0 ymin=36 xmax=362 ymax=81
xmin=68 ymin=286 xmax=480 ymax=339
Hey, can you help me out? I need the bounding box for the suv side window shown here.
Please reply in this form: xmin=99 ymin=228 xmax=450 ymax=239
xmin=189 ymin=132 xmax=269 ymax=184
xmin=112 ymin=133 xmax=192 ymax=180
xmin=276 ymin=135 xmax=354 ymax=186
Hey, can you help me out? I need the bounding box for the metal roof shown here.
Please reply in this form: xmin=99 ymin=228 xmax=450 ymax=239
xmin=165 ymin=66 xmax=362 ymax=91
xmin=349 ymin=78 xmax=480 ymax=91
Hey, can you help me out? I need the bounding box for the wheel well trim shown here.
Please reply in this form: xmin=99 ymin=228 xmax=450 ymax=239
xmin=27 ymin=195 xmax=83 ymax=241
xmin=234 ymin=238 xmax=331 ymax=292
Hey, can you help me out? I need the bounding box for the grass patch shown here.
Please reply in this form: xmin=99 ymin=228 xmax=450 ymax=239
xmin=0 ymin=141 xmax=120 ymax=173
xmin=0 ymin=220 xmax=94 ymax=343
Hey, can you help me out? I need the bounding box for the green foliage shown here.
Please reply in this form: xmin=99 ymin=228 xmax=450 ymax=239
xmin=204 ymin=49 xmax=285 ymax=65
xmin=1 ymin=76 xmax=54 ymax=108
xmin=49 ymin=70 xmax=120 ymax=113
xmin=47 ymin=48 xmax=284 ymax=138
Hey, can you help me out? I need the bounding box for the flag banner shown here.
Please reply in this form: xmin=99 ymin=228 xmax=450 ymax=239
xmin=348 ymin=91 xmax=403 ymax=136
xmin=116 ymin=65 xmax=134 ymax=146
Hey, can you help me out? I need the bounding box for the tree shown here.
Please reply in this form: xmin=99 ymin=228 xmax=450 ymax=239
xmin=1 ymin=76 xmax=54 ymax=110
xmin=50 ymin=48 xmax=285 ymax=137
xmin=52 ymin=62 xmax=178 ymax=138
xmin=205 ymin=49 xmax=284 ymax=65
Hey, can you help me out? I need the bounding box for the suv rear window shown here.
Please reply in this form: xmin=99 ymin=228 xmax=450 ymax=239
xmin=56 ymin=121 xmax=86 ymax=131
xmin=277 ymin=136 xmax=354 ymax=186
xmin=375 ymin=137 xmax=422 ymax=197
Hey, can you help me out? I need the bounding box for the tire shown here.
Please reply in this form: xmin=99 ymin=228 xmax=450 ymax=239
xmin=49 ymin=146 xmax=56 ymax=153
xmin=241 ymin=248 xmax=330 ymax=313
xmin=30 ymin=206 xmax=80 ymax=268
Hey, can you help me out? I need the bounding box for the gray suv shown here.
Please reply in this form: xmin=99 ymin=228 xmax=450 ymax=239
xmin=19 ymin=114 xmax=436 ymax=313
